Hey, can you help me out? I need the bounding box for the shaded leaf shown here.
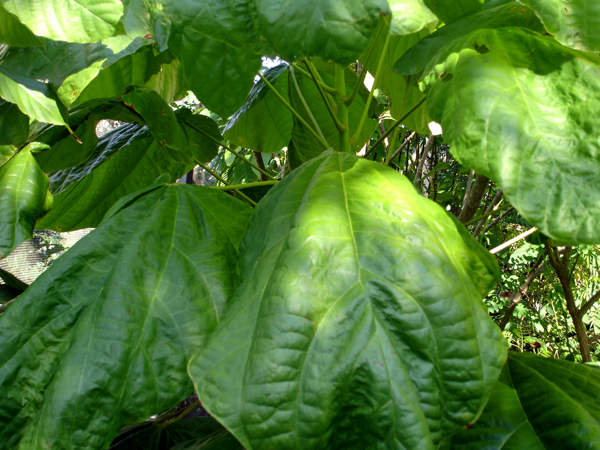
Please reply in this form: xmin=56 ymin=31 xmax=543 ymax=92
xmin=35 ymin=123 xmax=192 ymax=231
xmin=0 ymin=3 xmax=43 ymax=47
xmin=109 ymin=416 xmax=244 ymax=450
xmin=189 ymin=151 xmax=506 ymax=449
xmin=178 ymin=112 xmax=222 ymax=164
xmin=0 ymin=144 xmax=16 ymax=166
xmin=168 ymin=25 xmax=261 ymax=118
xmin=449 ymin=352 xmax=600 ymax=449
xmin=224 ymin=64 xmax=292 ymax=154
xmin=423 ymin=28 xmax=600 ymax=243
xmin=2 ymin=0 xmax=123 ymax=43
xmin=0 ymin=266 xmax=28 ymax=292
xmin=0 ymin=184 xmax=252 ymax=450
xmin=519 ymin=0 xmax=600 ymax=53
xmin=0 ymin=143 xmax=50 ymax=257
xmin=0 ymin=99 xmax=29 ymax=146
xmin=422 ymin=0 xmax=488 ymax=23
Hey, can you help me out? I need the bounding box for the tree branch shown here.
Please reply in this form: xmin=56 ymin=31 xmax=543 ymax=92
xmin=458 ymin=174 xmax=490 ymax=223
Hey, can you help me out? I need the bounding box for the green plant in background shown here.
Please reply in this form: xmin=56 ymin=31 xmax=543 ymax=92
xmin=0 ymin=0 xmax=599 ymax=449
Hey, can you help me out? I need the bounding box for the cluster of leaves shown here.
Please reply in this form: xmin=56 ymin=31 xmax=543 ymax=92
xmin=0 ymin=0 xmax=600 ymax=449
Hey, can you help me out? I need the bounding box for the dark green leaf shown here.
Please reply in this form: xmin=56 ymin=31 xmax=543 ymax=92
xmin=0 ymin=99 xmax=29 ymax=146
xmin=0 ymin=266 xmax=28 ymax=292
xmin=422 ymin=0 xmax=488 ymax=24
xmin=179 ymin=112 xmax=222 ymax=164
xmin=0 ymin=285 xmax=19 ymax=304
xmin=224 ymin=64 xmax=293 ymax=154
xmin=0 ymin=144 xmax=16 ymax=167
xmin=449 ymin=352 xmax=600 ymax=449
xmin=519 ymin=0 xmax=600 ymax=53
xmin=254 ymin=0 xmax=390 ymax=64
xmin=1 ymin=0 xmax=124 ymax=43
xmin=109 ymin=416 xmax=244 ymax=450
xmin=189 ymin=151 xmax=506 ymax=449
xmin=423 ymin=28 xmax=600 ymax=243
xmin=0 ymin=143 xmax=50 ymax=257
xmin=35 ymin=123 xmax=192 ymax=231
xmin=122 ymin=86 xmax=189 ymax=159
xmin=168 ymin=25 xmax=261 ymax=118
xmin=0 ymin=184 xmax=252 ymax=450
xmin=145 ymin=58 xmax=189 ymax=104
xmin=0 ymin=3 xmax=43 ymax=47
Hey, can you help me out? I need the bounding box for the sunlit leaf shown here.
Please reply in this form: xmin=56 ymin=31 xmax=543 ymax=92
xmin=0 ymin=3 xmax=43 ymax=47
xmin=190 ymin=151 xmax=506 ymax=449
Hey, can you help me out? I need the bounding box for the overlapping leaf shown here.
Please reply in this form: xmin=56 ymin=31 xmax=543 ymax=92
xmin=189 ymin=151 xmax=506 ymax=449
xmin=449 ymin=352 xmax=600 ymax=449
xmin=519 ymin=0 xmax=600 ymax=53
xmin=0 ymin=143 xmax=51 ymax=257
xmin=224 ymin=64 xmax=292 ymax=154
xmin=388 ymin=0 xmax=438 ymax=36
xmin=0 ymin=99 xmax=28 ymax=146
xmin=0 ymin=184 xmax=253 ymax=450
xmin=0 ymin=3 xmax=43 ymax=47
xmin=1 ymin=0 xmax=124 ymax=43
xmin=36 ymin=109 xmax=221 ymax=232
xmin=423 ymin=28 xmax=600 ymax=243
xmin=422 ymin=0 xmax=489 ymax=23
xmin=394 ymin=0 xmax=544 ymax=78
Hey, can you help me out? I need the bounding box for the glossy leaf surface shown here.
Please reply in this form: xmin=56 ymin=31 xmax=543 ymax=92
xmin=424 ymin=28 xmax=600 ymax=244
xmin=36 ymin=122 xmax=191 ymax=231
xmin=0 ymin=143 xmax=50 ymax=257
xmin=190 ymin=151 xmax=507 ymax=449
xmin=449 ymin=352 xmax=600 ymax=449
xmin=224 ymin=64 xmax=292 ymax=154
xmin=519 ymin=0 xmax=600 ymax=53
xmin=2 ymin=0 xmax=123 ymax=43
xmin=0 ymin=184 xmax=252 ymax=450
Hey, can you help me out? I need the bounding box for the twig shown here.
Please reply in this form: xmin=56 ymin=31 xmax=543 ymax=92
xmin=461 ymin=170 xmax=475 ymax=212
xmin=490 ymin=227 xmax=538 ymax=254
xmin=414 ymin=135 xmax=436 ymax=185
xmin=458 ymin=174 xmax=490 ymax=223
xmin=482 ymin=206 xmax=515 ymax=234
xmin=387 ymin=131 xmax=416 ymax=166
xmin=473 ymin=190 xmax=503 ymax=237
xmin=195 ymin=159 xmax=257 ymax=207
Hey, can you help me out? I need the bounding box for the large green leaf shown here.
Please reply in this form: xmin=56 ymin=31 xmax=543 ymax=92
xmin=168 ymin=25 xmax=261 ymax=118
xmin=0 ymin=144 xmax=16 ymax=166
xmin=0 ymin=143 xmax=50 ymax=257
xmin=0 ymin=184 xmax=253 ymax=450
xmin=449 ymin=352 xmax=600 ymax=449
xmin=0 ymin=3 xmax=43 ymax=47
xmin=1 ymin=0 xmax=124 ymax=43
xmin=254 ymin=0 xmax=390 ymax=64
xmin=422 ymin=0 xmax=488 ymax=23
xmin=35 ymin=123 xmax=191 ymax=231
xmin=423 ymin=28 xmax=600 ymax=244
xmin=189 ymin=151 xmax=507 ymax=449
xmin=0 ymin=99 xmax=29 ymax=146
xmin=224 ymin=64 xmax=292 ymax=154
xmin=0 ymin=67 xmax=66 ymax=125
xmin=394 ymin=0 xmax=544 ymax=78
xmin=519 ymin=0 xmax=600 ymax=53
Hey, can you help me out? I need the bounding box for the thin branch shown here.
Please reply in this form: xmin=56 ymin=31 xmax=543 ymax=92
xmin=365 ymin=98 xmax=426 ymax=156
xmin=212 ymin=181 xmax=278 ymax=190
xmin=387 ymin=131 xmax=416 ymax=166
xmin=490 ymin=227 xmax=538 ymax=254
xmin=500 ymin=254 xmax=547 ymax=331
xmin=414 ymin=135 xmax=436 ymax=185
xmin=185 ymin=122 xmax=276 ymax=181
xmin=259 ymin=73 xmax=330 ymax=150
xmin=578 ymin=290 xmax=600 ymax=318
xmin=290 ymin=62 xmax=337 ymax=95
xmin=253 ymin=151 xmax=268 ymax=181
xmin=482 ymin=206 xmax=515 ymax=234
xmin=195 ymin=159 xmax=257 ymax=207
xmin=461 ymin=170 xmax=475 ymax=212
xmin=289 ymin=66 xmax=329 ymax=144
xmin=301 ymin=61 xmax=347 ymax=133
xmin=473 ymin=190 xmax=503 ymax=237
